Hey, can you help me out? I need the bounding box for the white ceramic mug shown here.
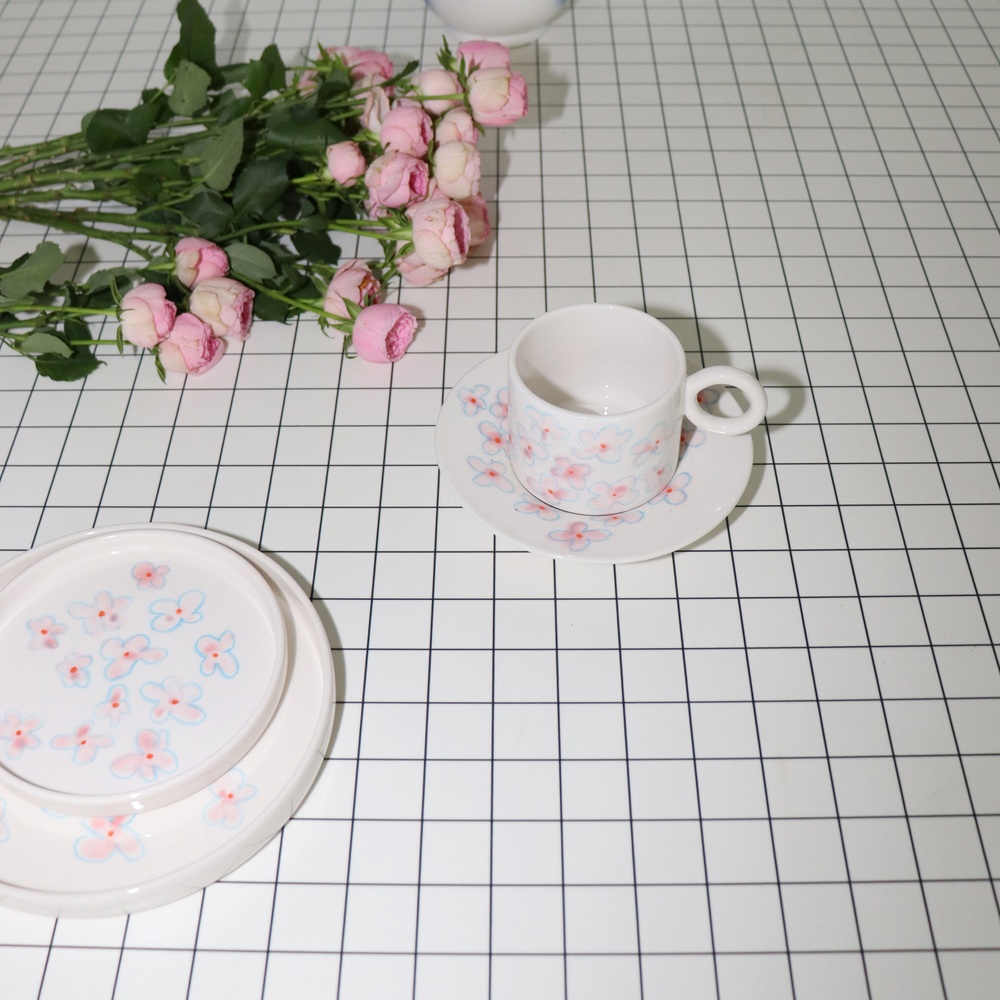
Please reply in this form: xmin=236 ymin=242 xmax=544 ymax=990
xmin=506 ymin=303 xmax=767 ymax=516
xmin=425 ymin=0 xmax=567 ymax=47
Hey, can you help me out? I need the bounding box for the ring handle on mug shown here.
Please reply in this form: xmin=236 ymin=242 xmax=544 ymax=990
xmin=683 ymin=366 xmax=768 ymax=436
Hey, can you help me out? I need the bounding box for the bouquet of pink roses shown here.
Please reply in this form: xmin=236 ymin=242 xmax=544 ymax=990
xmin=0 ymin=0 xmax=527 ymax=380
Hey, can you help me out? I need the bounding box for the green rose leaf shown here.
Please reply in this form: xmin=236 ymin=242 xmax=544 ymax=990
xmin=175 ymin=190 xmax=234 ymax=238
xmin=165 ymin=0 xmax=220 ymax=86
xmin=20 ymin=331 xmax=73 ymax=358
xmin=190 ymin=117 xmax=245 ymax=191
xmin=232 ymin=155 xmax=291 ymax=217
xmin=32 ymin=318 xmax=102 ymax=382
xmin=0 ymin=241 xmax=65 ymax=299
xmin=226 ymin=243 xmax=277 ymax=281
xmin=168 ymin=59 xmax=211 ymax=116
xmin=264 ymin=105 xmax=344 ymax=153
xmin=244 ymin=44 xmax=287 ymax=100
xmin=291 ymin=230 xmax=343 ymax=265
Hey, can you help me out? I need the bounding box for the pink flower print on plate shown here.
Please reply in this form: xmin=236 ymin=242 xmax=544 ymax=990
xmin=149 ymin=590 xmax=205 ymax=631
xmin=110 ymin=729 xmax=177 ymax=782
xmin=650 ymin=471 xmax=692 ymax=506
xmin=550 ymin=456 xmax=591 ymax=490
xmin=132 ymin=560 xmax=170 ymax=590
xmin=524 ymin=472 xmax=576 ymax=508
xmin=468 ymin=456 xmax=515 ymax=493
xmin=68 ymin=591 xmax=131 ymax=634
xmin=459 ymin=383 xmax=489 ymax=416
xmin=573 ymin=424 xmax=632 ymax=463
xmin=630 ymin=421 xmax=672 ymax=467
xmin=141 ymin=677 xmax=206 ymax=723
xmin=56 ymin=652 xmax=93 ymax=688
xmin=50 ymin=723 xmax=114 ymax=765
xmin=197 ymin=631 xmax=239 ymax=678
xmin=588 ymin=476 xmax=639 ymax=513
xmin=479 ymin=420 xmax=509 ymax=456
xmin=204 ymin=769 xmax=257 ymax=828
xmin=100 ymin=634 xmax=167 ymax=681
xmin=0 ymin=710 xmax=41 ymax=758
xmin=548 ymin=520 xmax=612 ymax=553
xmin=94 ymin=685 xmax=130 ymax=727
xmin=74 ymin=815 xmax=144 ymax=862
xmin=489 ymin=387 xmax=509 ymax=420
xmin=514 ymin=495 xmax=561 ymax=521
xmin=26 ymin=614 xmax=66 ymax=650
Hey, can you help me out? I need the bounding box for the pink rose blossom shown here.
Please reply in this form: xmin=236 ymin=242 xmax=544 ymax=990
xmin=158 ymin=313 xmax=225 ymax=376
xmin=397 ymin=252 xmax=449 ymax=287
xmin=467 ymin=67 xmax=529 ymax=126
xmin=460 ymin=195 xmax=491 ymax=248
xmin=365 ymin=150 xmax=430 ymax=212
xmin=411 ymin=68 xmax=463 ymax=115
xmin=174 ymin=237 xmax=229 ymax=288
xmin=352 ymin=303 xmax=417 ymax=363
xmin=435 ymin=107 xmax=478 ymax=145
xmin=408 ymin=198 xmax=471 ymax=271
xmin=188 ymin=277 xmax=255 ymax=341
xmin=456 ymin=40 xmax=512 ymax=71
xmin=379 ymin=105 xmax=433 ymax=157
xmin=326 ymin=140 xmax=367 ymax=186
xmin=433 ymin=140 xmax=481 ymax=200
xmin=120 ymin=283 xmax=176 ymax=350
xmin=329 ymin=46 xmax=394 ymax=85
xmin=360 ymin=85 xmax=391 ymax=132
xmin=324 ymin=258 xmax=380 ymax=319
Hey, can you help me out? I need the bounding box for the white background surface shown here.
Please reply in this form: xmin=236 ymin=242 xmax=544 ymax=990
xmin=1 ymin=0 xmax=999 ymax=998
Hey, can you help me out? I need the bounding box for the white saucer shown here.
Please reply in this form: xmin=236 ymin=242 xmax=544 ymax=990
xmin=0 ymin=524 xmax=336 ymax=918
xmin=0 ymin=528 xmax=287 ymax=815
xmin=436 ymin=352 xmax=755 ymax=563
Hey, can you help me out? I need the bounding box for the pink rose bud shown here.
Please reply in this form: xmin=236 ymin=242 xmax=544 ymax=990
xmin=188 ymin=277 xmax=255 ymax=341
xmin=435 ymin=107 xmax=478 ymax=145
xmin=365 ymin=150 xmax=430 ymax=212
xmin=398 ymin=252 xmax=450 ymax=287
xmin=408 ymin=198 xmax=471 ymax=271
xmin=174 ymin=237 xmax=229 ymax=288
xmin=459 ymin=195 xmax=491 ymax=249
xmin=157 ymin=313 xmax=225 ymax=375
xmin=120 ymin=283 xmax=176 ymax=349
xmin=324 ymin=259 xmax=381 ymax=319
xmin=433 ymin=140 xmax=481 ymax=200
xmin=326 ymin=141 xmax=367 ymax=186
xmin=379 ymin=105 xmax=433 ymax=158
xmin=329 ymin=46 xmax=394 ymax=84
xmin=360 ymin=85 xmax=392 ymax=132
xmin=412 ymin=68 xmax=463 ymax=115
xmin=467 ymin=67 xmax=529 ymax=127
xmin=351 ymin=303 xmax=417 ymax=363
xmin=456 ymin=40 xmax=512 ymax=71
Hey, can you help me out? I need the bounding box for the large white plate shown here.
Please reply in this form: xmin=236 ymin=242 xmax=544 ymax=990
xmin=0 ymin=528 xmax=287 ymax=815
xmin=0 ymin=524 xmax=336 ymax=918
xmin=435 ymin=351 xmax=756 ymax=563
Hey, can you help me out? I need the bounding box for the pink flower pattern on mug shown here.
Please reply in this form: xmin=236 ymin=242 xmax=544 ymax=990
xmin=132 ymin=560 xmax=170 ymax=589
xmin=50 ymin=723 xmax=113 ymax=764
xmin=0 ymin=710 xmax=41 ymax=758
xmin=27 ymin=614 xmax=66 ymax=650
xmin=572 ymin=424 xmax=632 ymax=463
xmin=56 ymin=651 xmax=92 ymax=687
xmin=525 ymin=473 xmax=576 ymax=508
xmin=204 ymin=769 xmax=257 ymax=828
xmin=68 ymin=591 xmax=131 ymax=634
xmin=196 ymin=631 xmax=239 ymax=678
xmin=630 ymin=421 xmax=674 ymax=466
xmin=550 ymin=456 xmax=591 ymax=490
xmin=75 ymin=815 xmax=144 ymax=862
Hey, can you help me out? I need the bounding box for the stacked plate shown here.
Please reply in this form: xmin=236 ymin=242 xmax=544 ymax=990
xmin=0 ymin=524 xmax=336 ymax=918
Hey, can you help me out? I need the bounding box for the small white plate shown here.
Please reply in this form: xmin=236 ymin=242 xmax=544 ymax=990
xmin=436 ymin=351 xmax=756 ymax=563
xmin=0 ymin=524 xmax=336 ymax=918
xmin=0 ymin=528 xmax=286 ymax=815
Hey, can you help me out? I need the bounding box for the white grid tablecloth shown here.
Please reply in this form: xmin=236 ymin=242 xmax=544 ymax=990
xmin=1 ymin=0 xmax=999 ymax=998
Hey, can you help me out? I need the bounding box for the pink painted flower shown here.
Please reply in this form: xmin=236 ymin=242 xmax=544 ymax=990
xmin=514 ymin=496 xmax=561 ymax=520
xmin=479 ymin=420 xmax=508 ymax=456
xmin=573 ymin=424 xmax=633 ymax=463
xmin=50 ymin=723 xmax=113 ymax=764
xmin=435 ymin=107 xmax=478 ymax=145
xmin=325 ymin=140 xmax=367 ymax=186
xmin=433 ymin=140 xmax=481 ymax=200
xmin=549 ymin=520 xmax=612 ymax=552
xmin=650 ymin=471 xmax=692 ymax=506
xmin=631 ymin=422 xmax=672 ymax=466
xmin=456 ymin=40 xmax=512 ymax=71
xmin=132 ymin=561 xmax=169 ymax=590
xmin=460 ymin=195 xmax=491 ymax=249
xmin=467 ymin=67 xmax=529 ymax=127
xmin=100 ymin=634 xmax=167 ymax=681
xmin=513 ymin=426 xmax=547 ymax=465
xmin=75 ymin=815 xmax=144 ymax=862
xmin=27 ymin=614 xmax=66 ymax=650
xmin=204 ymin=769 xmax=257 ymax=828
xmin=329 ymin=45 xmax=394 ymax=85
xmin=197 ymin=631 xmax=239 ymax=678
xmin=188 ymin=277 xmax=254 ymax=341
xmin=120 ymin=283 xmax=176 ymax=350
xmin=678 ymin=420 xmax=706 ymax=452
xmin=524 ymin=473 xmax=575 ymax=507
xmin=110 ymin=729 xmax=177 ymax=782
xmin=94 ymin=685 xmax=130 ymax=728
xmin=640 ymin=462 xmax=671 ymax=491
xmin=526 ymin=405 xmax=568 ymax=443
xmin=351 ymin=303 xmax=417 ymax=363
xmin=397 ymin=252 xmax=449 ymax=286
xmin=141 ymin=676 xmax=205 ymax=724
xmin=56 ymin=652 xmax=92 ymax=688
xmin=68 ymin=591 xmax=130 ymax=634
xmin=379 ymin=104 xmax=433 ymax=157
xmin=411 ymin=68 xmax=463 ymax=115
xmin=323 ymin=259 xmax=380 ymax=320
xmin=459 ymin=384 xmax=489 ymax=416
xmin=588 ymin=477 xmax=639 ymax=512
xmin=468 ymin=456 xmax=515 ymax=492
xmin=150 ymin=590 xmax=205 ymax=631
xmin=364 ymin=150 xmax=430 ymax=212
xmin=551 ymin=456 xmax=591 ymax=490
xmin=598 ymin=509 xmax=645 ymax=526
xmin=157 ymin=313 xmax=225 ymax=376
xmin=174 ymin=237 xmax=229 ymax=288
xmin=490 ymin=388 xmax=509 ymax=420
xmin=0 ymin=710 xmax=41 ymax=758
xmin=408 ymin=197 xmax=470 ymax=270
